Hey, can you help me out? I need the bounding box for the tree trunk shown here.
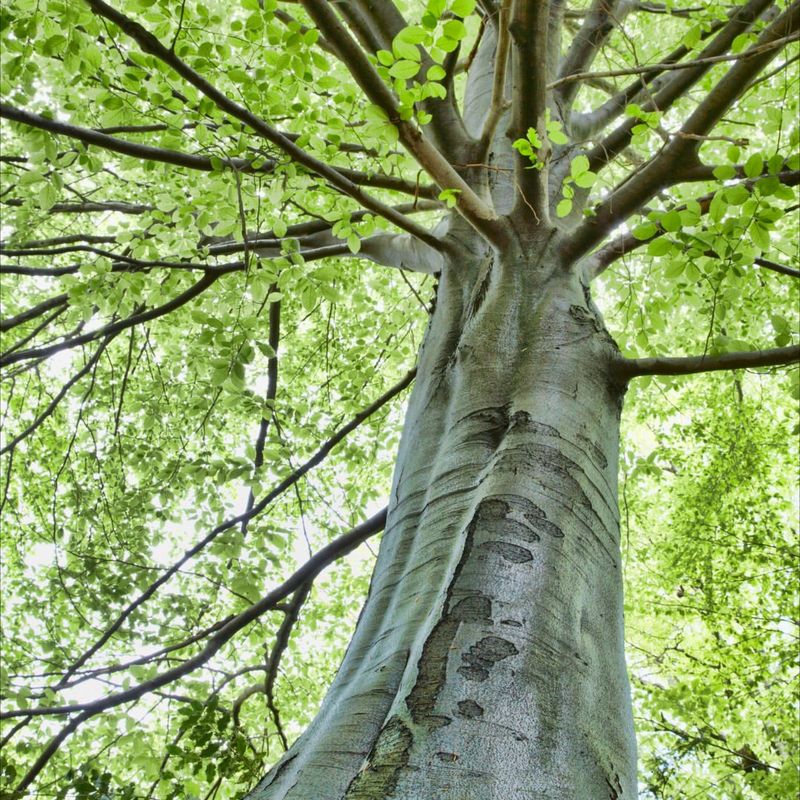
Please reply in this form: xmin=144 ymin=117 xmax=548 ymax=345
xmin=246 ymin=229 xmax=637 ymax=799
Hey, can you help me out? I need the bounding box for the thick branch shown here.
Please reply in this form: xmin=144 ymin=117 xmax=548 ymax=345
xmin=299 ymin=0 xmax=504 ymax=243
xmin=510 ymin=0 xmax=551 ymax=221
xmin=585 ymin=170 xmax=800 ymax=278
xmin=359 ymin=232 xmax=445 ymax=273
xmin=619 ymin=344 xmax=800 ymax=378
xmin=678 ymin=6 xmax=800 ymax=145
xmin=568 ymin=19 xmax=726 ymax=139
xmin=584 ymin=0 xmax=775 ymax=176
xmin=479 ymin=0 xmax=512 ymax=152
xmin=555 ymin=0 xmax=633 ymax=110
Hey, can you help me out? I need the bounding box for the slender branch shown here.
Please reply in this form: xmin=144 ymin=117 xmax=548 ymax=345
xmin=13 ymin=710 xmax=94 ymax=794
xmin=754 ymin=257 xmax=800 ymax=279
xmin=43 ymin=371 xmax=413 ymax=691
xmin=479 ymin=0 xmax=512 ymax=153
xmin=232 ymin=581 xmax=311 ymax=748
xmin=0 ymin=273 xmax=219 ymax=367
xmin=83 ymin=0 xmax=443 ymax=248
xmin=0 ymin=234 xmax=116 ymax=250
xmin=0 ymin=509 xmax=388 ymax=721
xmin=585 ymin=170 xmax=800 ymax=278
xmin=678 ymin=6 xmax=800 ymax=145
xmin=568 ymin=18 xmax=727 ymax=139
xmin=0 ymin=105 xmax=435 ymax=199
xmin=566 ymin=3 xmax=799 ymax=262
xmin=1 ymin=305 xmax=68 ymax=359
xmin=1 ymin=198 xmax=154 ymax=214
xmin=0 ymin=103 xmax=275 ymax=174
xmin=555 ymin=0 xmax=633 ymax=109
xmin=619 ymin=344 xmax=800 ymax=378
xmin=263 ymin=581 xmax=311 ymax=751
xmin=0 ymin=337 xmax=112 ymax=457
xmin=549 ymin=34 xmax=799 ymax=89
xmin=1 ymin=293 xmax=68 ymax=332
xmin=584 ymin=0 xmax=775 ymax=177
xmin=242 ymin=294 xmax=281 ymax=535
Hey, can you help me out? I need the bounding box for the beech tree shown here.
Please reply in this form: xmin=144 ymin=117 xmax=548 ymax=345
xmin=1 ymin=0 xmax=798 ymax=798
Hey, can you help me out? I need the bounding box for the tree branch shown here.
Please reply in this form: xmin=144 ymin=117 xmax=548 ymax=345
xmin=583 ymin=0 xmax=775 ymax=177
xmin=43 ymin=370 xmax=413 ymax=692
xmin=299 ymin=0 xmax=505 ymax=243
xmin=1 ymin=198 xmax=154 ymax=214
xmin=82 ymin=0 xmax=443 ymax=248
xmin=0 ymin=509 xmax=388 ymax=722
xmin=619 ymin=344 xmax=800 ymax=378
xmin=242 ymin=294 xmax=280 ymax=536
xmin=479 ymin=0 xmax=512 ymax=153
xmin=0 ymin=103 xmax=275 ymax=175
xmin=565 ymin=3 xmax=798 ymax=262
xmin=0 ymin=105 xmax=436 ymax=200
xmin=585 ymin=170 xmax=800 ymax=279
xmin=0 ymin=336 xmax=112 ymax=458
xmin=568 ymin=18 xmax=727 ymax=139
xmin=551 ymin=34 xmax=798 ymax=90
xmin=555 ymin=0 xmax=634 ymax=110
xmin=1 ymin=293 xmax=68 ymax=332
xmin=0 ymin=273 xmax=219 ymax=367
xmin=510 ymin=0 xmax=551 ymax=221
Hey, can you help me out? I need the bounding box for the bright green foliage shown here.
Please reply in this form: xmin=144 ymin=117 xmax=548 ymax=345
xmin=622 ymin=380 xmax=798 ymax=800
xmin=0 ymin=0 xmax=798 ymax=798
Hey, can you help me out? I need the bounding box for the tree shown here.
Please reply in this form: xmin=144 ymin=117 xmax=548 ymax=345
xmin=0 ymin=0 xmax=797 ymax=797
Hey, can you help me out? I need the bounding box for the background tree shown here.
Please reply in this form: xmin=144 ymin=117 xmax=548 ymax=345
xmin=0 ymin=0 xmax=797 ymax=798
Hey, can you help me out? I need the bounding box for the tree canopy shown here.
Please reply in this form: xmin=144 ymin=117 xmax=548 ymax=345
xmin=0 ymin=0 xmax=798 ymax=798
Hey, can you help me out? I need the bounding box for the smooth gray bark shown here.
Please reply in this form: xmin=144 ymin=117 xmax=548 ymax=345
xmin=246 ymin=226 xmax=637 ymax=799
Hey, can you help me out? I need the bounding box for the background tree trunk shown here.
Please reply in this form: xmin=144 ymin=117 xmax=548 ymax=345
xmin=248 ymin=234 xmax=638 ymax=799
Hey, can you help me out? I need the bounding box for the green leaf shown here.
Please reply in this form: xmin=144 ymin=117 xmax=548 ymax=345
xmin=712 ymin=164 xmax=737 ymax=181
xmin=389 ymin=60 xmax=420 ymax=80
xmin=556 ymin=198 xmax=572 ymax=217
xmin=347 ymin=233 xmax=361 ymax=253
xmin=664 ymin=259 xmax=685 ymax=279
xmin=647 ymin=237 xmax=672 ymax=257
xmin=749 ymin=222 xmax=770 ymax=251
xmin=660 ymin=210 xmax=682 ymax=233
xmin=442 ymin=20 xmax=467 ymax=41
xmin=438 ymin=188 xmax=461 ymax=208
xmin=724 ymin=184 xmax=750 ymax=205
xmin=743 ymin=153 xmax=763 ymax=179
xmin=570 ymin=155 xmax=590 ymax=177
xmin=37 ymin=182 xmax=57 ymax=210
xmin=450 ymin=0 xmax=476 ymax=16
xmin=632 ymin=223 xmax=658 ymax=240
xmin=396 ymin=26 xmax=428 ymax=45
xmin=392 ymin=36 xmax=420 ymax=61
